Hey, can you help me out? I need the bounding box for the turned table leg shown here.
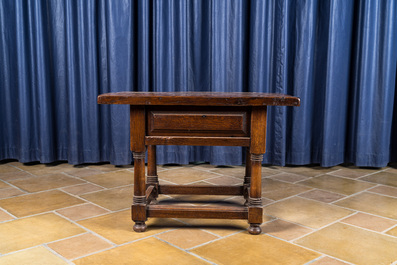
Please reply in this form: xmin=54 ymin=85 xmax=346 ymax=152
xmin=247 ymin=153 xmax=263 ymax=235
xmin=147 ymin=145 xmax=159 ymax=204
xmin=247 ymin=106 xmax=266 ymax=235
xmin=244 ymin=148 xmax=251 ymax=206
xmin=132 ymin=151 xmax=147 ymax=232
xmin=130 ymin=106 xmax=148 ymax=232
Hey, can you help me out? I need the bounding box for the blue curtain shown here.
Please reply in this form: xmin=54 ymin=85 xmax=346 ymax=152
xmin=1 ymin=0 xmax=396 ymax=167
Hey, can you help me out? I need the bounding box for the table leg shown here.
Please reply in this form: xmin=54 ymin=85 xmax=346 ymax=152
xmin=244 ymin=148 xmax=251 ymax=206
xmin=132 ymin=151 xmax=147 ymax=232
xmin=248 ymin=153 xmax=263 ymax=235
xmin=147 ymin=145 xmax=159 ymax=204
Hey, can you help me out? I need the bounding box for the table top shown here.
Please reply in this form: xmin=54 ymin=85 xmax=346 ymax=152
xmin=98 ymin=92 xmax=300 ymax=107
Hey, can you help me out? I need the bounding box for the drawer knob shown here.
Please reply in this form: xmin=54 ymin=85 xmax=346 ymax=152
xmin=202 ymin=115 xmax=207 ymax=118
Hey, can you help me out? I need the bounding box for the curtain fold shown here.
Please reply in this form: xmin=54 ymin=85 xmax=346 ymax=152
xmin=1 ymin=0 xmax=396 ymax=167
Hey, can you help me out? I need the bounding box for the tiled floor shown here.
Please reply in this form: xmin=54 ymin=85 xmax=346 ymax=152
xmin=1 ymin=161 xmax=397 ymax=265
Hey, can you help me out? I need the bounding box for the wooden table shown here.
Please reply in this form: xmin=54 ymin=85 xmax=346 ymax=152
xmin=98 ymin=92 xmax=300 ymax=235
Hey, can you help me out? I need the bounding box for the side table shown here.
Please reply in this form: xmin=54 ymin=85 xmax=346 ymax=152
xmin=98 ymin=92 xmax=300 ymax=235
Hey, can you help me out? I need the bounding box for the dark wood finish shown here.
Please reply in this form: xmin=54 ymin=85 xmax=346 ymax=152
xmin=98 ymin=92 xmax=300 ymax=107
xmin=98 ymin=92 xmax=300 ymax=235
xmin=147 ymin=145 xmax=159 ymax=203
xmin=148 ymin=110 xmax=248 ymax=136
xmin=145 ymin=136 xmax=250 ymax=146
xmin=158 ymin=185 xmax=244 ymax=196
xmin=130 ymin=106 xmax=146 ymax=152
xmin=147 ymin=145 xmax=157 ymax=177
xmin=131 ymin=152 xmax=147 ymax=227
xmin=250 ymin=107 xmax=267 ymax=154
xmin=147 ymin=205 xmax=248 ymax=219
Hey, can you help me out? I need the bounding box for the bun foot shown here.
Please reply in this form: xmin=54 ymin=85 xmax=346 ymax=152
xmin=248 ymin=224 xmax=261 ymax=235
xmin=133 ymin=222 xmax=147 ymax=232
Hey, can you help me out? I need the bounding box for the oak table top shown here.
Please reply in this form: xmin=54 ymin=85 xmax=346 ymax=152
xmin=98 ymin=92 xmax=300 ymax=107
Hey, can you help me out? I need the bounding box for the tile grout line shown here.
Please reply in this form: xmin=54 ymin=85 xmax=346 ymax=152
xmin=187 ymin=229 xmax=247 ymax=251
xmin=42 ymin=244 xmax=75 ymax=265
xmin=0 ymin=207 xmax=18 ymax=221
xmin=0 ymin=178 xmax=30 ymax=194
xmin=58 ymin=188 xmax=123 ymax=213
xmin=154 ymin=236 xmax=217 ymax=264
xmin=50 ymin=211 xmax=119 ymax=248
xmin=384 ymin=223 xmax=397 ymax=234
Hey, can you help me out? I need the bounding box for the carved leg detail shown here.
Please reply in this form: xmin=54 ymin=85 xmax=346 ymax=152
xmin=132 ymin=151 xmax=147 ymax=232
xmin=248 ymin=153 xmax=263 ymax=235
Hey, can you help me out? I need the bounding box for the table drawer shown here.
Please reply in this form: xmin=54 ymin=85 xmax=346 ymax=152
xmin=147 ymin=110 xmax=249 ymax=136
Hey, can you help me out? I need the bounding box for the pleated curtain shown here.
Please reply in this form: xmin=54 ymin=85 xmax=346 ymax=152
xmin=0 ymin=0 xmax=396 ymax=167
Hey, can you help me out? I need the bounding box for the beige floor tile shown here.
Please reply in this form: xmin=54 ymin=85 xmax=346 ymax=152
xmin=361 ymin=171 xmax=397 ymax=187
xmin=264 ymin=197 xmax=353 ymax=228
xmin=8 ymin=174 xmax=85 ymax=192
xmin=299 ymin=189 xmax=346 ymax=203
xmin=56 ymin=203 xmax=109 ymax=221
xmin=329 ymin=168 xmax=378 ymax=179
xmin=74 ymin=237 xmax=208 ymax=265
xmin=260 ymin=219 xmax=313 ymax=241
xmin=385 ymin=166 xmax=397 ymax=174
xmin=335 ymin=192 xmax=397 ymax=219
xmin=61 ymin=183 xmax=104 ymax=195
xmin=78 ymin=210 xmax=185 ymax=244
xmin=0 ymin=164 xmax=20 ymax=174
xmin=204 ymin=176 xmax=242 ymax=185
xmin=0 ymin=170 xmax=33 ymax=181
xmin=270 ymin=172 xmax=310 ymax=183
xmin=386 ymin=225 xmax=397 ymax=237
xmin=0 ymin=246 xmax=69 ymax=265
xmin=48 ymin=233 xmax=113 ymax=260
xmin=0 ymin=180 xmax=11 ymax=189
xmin=297 ymin=222 xmax=397 ymax=265
xmin=278 ymin=166 xmax=338 ymax=177
xmin=80 ymin=186 xmax=133 ymax=211
xmin=309 ymin=256 xmax=351 ymax=265
xmin=209 ymin=166 xmax=246 ymax=178
xmin=66 ymin=168 xmax=104 ymax=178
xmin=9 ymin=162 xmax=47 ymax=172
xmin=0 ymin=213 xmax=85 ymax=253
xmin=15 ymin=163 xmax=75 ymax=176
xmin=89 ymin=163 xmax=133 ymax=172
xmin=0 ymin=190 xmax=85 ymax=217
xmin=0 ymin=208 xmax=14 ymax=222
xmin=0 ymin=187 xmax=25 ymax=199
xmin=158 ymin=168 xmax=221 ymax=184
xmin=261 ymin=166 xmax=293 ymax=176
xmin=156 ymin=228 xmax=219 ymax=249
xmin=180 ymin=217 xmax=272 ymax=237
xmin=341 ymin=212 xmax=397 ymax=232
xmin=298 ymin=175 xmax=374 ymax=195
xmin=192 ymin=163 xmax=217 ymax=170
xmin=368 ymin=185 xmax=397 ymax=197
xmin=210 ymin=166 xmax=279 ymax=179
xmin=262 ymin=179 xmax=312 ymax=200
xmin=192 ymin=232 xmax=320 ymax=265
xmin=81 ymin=170 xmax=133 ymax=188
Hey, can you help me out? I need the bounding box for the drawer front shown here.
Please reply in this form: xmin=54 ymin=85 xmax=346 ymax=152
xmin=148 ymin=110 xmax=249 ymax=136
